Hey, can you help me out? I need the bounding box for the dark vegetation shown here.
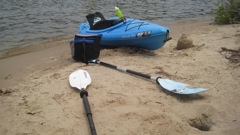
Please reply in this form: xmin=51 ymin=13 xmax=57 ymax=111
xmin=214 ymin=0 xmax=240 ymax=24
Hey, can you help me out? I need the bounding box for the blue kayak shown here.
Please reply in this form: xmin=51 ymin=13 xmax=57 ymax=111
xmin=78 ymin=13 xmax=171 ymax=50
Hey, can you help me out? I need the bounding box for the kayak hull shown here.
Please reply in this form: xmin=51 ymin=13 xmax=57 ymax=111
xmin=78 ymin=18 xmax=170 ymax=50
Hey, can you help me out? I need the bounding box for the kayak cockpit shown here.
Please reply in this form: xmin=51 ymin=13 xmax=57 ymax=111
xmin=86 ymin=12 xmax=125 ymax=30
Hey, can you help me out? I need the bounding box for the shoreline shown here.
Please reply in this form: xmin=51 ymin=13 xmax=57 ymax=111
xmin=0 ymin=37 xmax=72 ymax=59
xmin=0 ymin=18 xmax=212 ymax=60
xmin=0 ymin=20 xmax=240 ymax=135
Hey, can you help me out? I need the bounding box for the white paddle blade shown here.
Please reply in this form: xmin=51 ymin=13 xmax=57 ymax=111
xmin=157 ymin=78 xmax=207 ymax=94
xmin=69 ymin=69 xmax=91 ymax=90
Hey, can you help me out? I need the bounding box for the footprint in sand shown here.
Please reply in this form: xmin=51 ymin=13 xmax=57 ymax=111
xmin=51 ymin=73 xmax=61 ymax=79
xmin=188 ymin=113 xmax=214 ymax=131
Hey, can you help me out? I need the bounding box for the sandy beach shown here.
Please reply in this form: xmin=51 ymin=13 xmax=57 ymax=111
xmin=0 ymin=20 xmax=240 ymax=135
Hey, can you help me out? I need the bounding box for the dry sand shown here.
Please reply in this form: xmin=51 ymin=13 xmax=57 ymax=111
xmin=0 ymin=20 xmax=240 ymax=135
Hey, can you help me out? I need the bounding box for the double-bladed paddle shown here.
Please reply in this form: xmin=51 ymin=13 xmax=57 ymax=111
xmin=90 ymin=60 xmax=207 ymax=94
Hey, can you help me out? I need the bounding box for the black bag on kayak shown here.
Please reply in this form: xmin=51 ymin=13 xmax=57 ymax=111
xmin=70 ymin=34 xmax=101 ymax=63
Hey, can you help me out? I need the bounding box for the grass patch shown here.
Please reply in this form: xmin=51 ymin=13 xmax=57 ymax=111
xmin=214 ymin=0 xmax=240 ymax=24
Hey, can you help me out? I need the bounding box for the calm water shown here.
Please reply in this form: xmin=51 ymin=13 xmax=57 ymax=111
xmin=0 ymin=0 xmax=218 ymax=51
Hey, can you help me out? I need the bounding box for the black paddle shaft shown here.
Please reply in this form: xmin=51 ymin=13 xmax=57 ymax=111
xmin=97 ymin=60 xmax=153 ymax=80
xmin=80 ymin=90 xmax=97 ymax=135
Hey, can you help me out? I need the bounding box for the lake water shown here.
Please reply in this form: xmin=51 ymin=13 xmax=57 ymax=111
xmin=0 ymin=0 xmax=218 ymax=52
